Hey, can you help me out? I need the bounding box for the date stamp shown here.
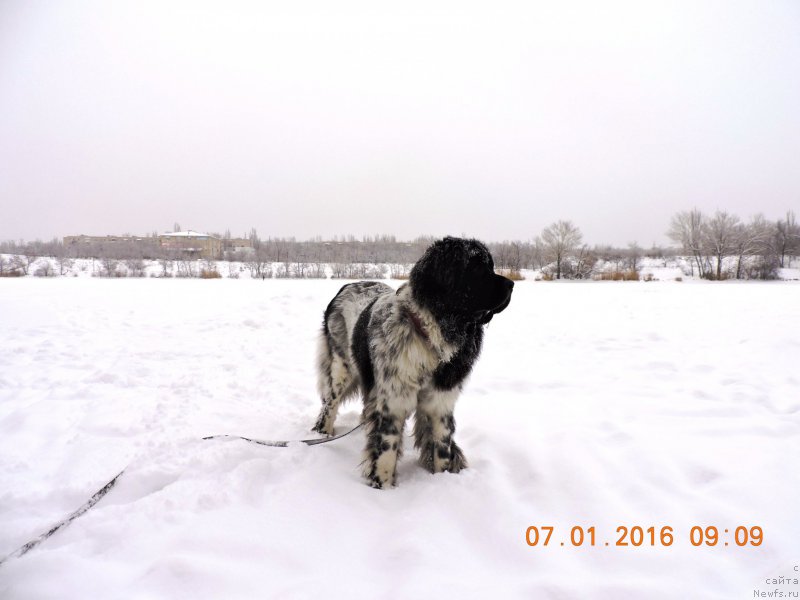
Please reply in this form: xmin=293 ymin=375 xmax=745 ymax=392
xmin=524 ymin=525 xmax=764 ymax=548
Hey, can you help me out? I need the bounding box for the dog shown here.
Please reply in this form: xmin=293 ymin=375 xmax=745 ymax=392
xmin=312 ymin=237 xmax=514 ymax=488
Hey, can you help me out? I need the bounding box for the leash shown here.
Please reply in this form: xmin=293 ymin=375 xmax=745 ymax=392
xmin=0 ymin=423 xmax=363 ymax=567
xmin=202 ymin=422 xmax=362 ymax=446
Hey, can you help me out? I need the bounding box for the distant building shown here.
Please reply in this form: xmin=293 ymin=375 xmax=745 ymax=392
xmin=222 ymin=237 xmax=254 ymax=255
xmin=63 ymin=234 xmax=159 ymax=258
xmin=159 ymin=230 xmax=222 ymax=259
xmin=64 ymin=234 xmax=149 ymax=246
xmin=64 ymin=231 xmax=223 ymax=259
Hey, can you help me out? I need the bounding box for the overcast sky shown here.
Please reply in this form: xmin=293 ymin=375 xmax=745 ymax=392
xmin=1 ymin=1 xmax=798 ymax=246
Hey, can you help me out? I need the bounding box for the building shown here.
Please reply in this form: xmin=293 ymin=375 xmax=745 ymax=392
xmin=63 ymin=234 xmax=159 ymax=258
xmin=64 ymin=231 xmax=223 ymax=259
xmin=159 ymin=230 xmax=222 ymax=259
xmin=222 ymin=237 xmax=254 ymax=255
xmin=64 ymin=234 xmax=149 ymax=246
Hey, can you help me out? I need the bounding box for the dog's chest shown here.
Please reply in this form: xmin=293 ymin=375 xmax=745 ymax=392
xmin=378 ymin=317 xmax=454 ymax=390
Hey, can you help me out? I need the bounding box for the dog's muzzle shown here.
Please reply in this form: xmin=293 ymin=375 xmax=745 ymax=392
xmin=474 ymin=279 xmax=514 ymax=324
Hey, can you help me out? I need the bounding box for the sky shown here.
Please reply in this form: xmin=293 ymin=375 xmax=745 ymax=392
xmin=1 ymin=0 xmax=799 ymax=247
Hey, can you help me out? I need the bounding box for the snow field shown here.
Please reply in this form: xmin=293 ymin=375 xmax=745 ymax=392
xmin=0 ymin=278 xmax=798 ymax=599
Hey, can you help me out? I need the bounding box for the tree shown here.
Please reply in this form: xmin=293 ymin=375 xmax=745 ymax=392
xmin=249 ymin=228 xmax=258 ymax=247
xmin=490 ymin=240 xmax=522 ymax=274
xmin=34 ymin=261 xmax=55 ymax=277
xmin=572 ymin=245 xmax=596 ymax=279
xmin=733 ymin=215 xmax=770 ymax=279
xmin=626 ymin=242 xmax=642 ymax=273
xmin=53 ymin=243 xmax=74 ymax=276
xmin=99 ymin=255 xmax=119 ymax=277
xmin=540 ymin=220 xmax=583 ymax=279
xmin=775 ymin=211 xmax=799 ymax=268
xmin=12 ymin=254 xmax=35 ymax=275
xmin=668 ymin=209 xmax=708 ymax=277
xmin=703 ymin=210 xmax=740 ymax=280
xmin=529 ymin=237 xmax=544 ymax=270
xmin=247 ymin=246 xmax=272 ymax=280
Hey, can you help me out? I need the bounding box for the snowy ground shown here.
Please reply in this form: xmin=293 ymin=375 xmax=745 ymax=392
xmin=0 ymin=278 xmax=798 ymax=599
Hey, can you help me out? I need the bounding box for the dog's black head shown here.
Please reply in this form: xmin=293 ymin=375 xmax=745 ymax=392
xmin=409 ymin=237 xmax=514 ymax=329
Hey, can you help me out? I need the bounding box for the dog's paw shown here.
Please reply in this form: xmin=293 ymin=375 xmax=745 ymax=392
xmin=367 ymin=477 xmax=385 ymax=490
xmin=311 ymin=414 xmax=335 ymax=436
xmin=311 ymin=424 xmax=334 ymax=436
xmin=446 ymin=442 xmax=468 ymax=473
xmin=362 ymin=461 xmax=396 ymax=489
xmin=419 ymin=441 xmax=468 ymax=474
xmin=417 ymin=443 xmax=436 ymax=473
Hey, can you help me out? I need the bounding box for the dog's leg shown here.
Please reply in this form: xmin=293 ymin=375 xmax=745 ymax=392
xmin=312 ymin=341 xmax=355 ymax=436
xmin=361 ymin=390 xmax=414 ymax=489
xmin=414 ymin=387 xmax=467 ymax=474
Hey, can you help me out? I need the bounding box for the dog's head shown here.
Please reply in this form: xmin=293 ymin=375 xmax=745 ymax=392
xmin=409 ymin=237 xmax=514 ymax=326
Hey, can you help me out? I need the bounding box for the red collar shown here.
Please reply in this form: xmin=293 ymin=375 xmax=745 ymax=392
xmin=403 ymin=307 xmax=430 ymax=343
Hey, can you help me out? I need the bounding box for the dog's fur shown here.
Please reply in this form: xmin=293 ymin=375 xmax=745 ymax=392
xmin=312 ymin=237 xmax=514 ymax=488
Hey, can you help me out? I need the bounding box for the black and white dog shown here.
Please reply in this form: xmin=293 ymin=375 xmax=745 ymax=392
xmin=313 ymin=237 xmax=514 ymax=488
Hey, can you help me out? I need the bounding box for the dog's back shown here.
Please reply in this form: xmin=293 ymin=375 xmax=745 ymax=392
xmin=313 ymin=281 xmax=393 ymax=435
xmin=322 ymin=281 xmax=393 ymax=359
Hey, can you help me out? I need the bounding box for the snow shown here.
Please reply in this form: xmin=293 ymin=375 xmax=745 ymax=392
xmin=1 ymin=278 xmax=798 ymax=599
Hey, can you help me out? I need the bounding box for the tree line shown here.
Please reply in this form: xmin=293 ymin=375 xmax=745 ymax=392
xmin=665 ymin=209 xmax=798 ymax=280
xmin=1 ymin=210 xmax=797 ymax=279
xmin=489 ymin=209 xmax=798 ymax=280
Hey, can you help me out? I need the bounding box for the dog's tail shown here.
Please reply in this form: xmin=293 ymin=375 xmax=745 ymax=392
xmin=316 ymin=330 xmax=334 ymax=402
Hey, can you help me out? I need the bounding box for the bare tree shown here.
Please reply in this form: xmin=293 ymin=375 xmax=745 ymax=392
xmin=703 ymin=210 xmax=740 ymax=280
xmin=125 ymin=259 xmax=146 ymax=277
xmin=34 ymin=260 xmax=55 ymax=277
xmin=626 ymin=242 xmax=642 ymax=273
xmin=775 ymin=211 xmax=799 ymax=267
xmin=489 ymin=240 xmax=522 ymax=274
xmin=249 ymin=228 xmax=260 ymax=251
xmin=389 ymin=263 xmax=410 ymax=279
xmin=52 ymin=242 xmax=74 ymax=276
xmin=668 ymin=209 xmax=708 ymax=277
xmin=156 ymin=246 xmax=177 ymax=277
xmin=247 ymin=246 xmax=272 ymax=279
xmin=175 ymin=258 xmax=196 ymax=278
xmin=308 ymin=262 xmax=327 ymax=278
xmin=493 ymin=243 xmax=509 ymax=271
xmin=99 ymin=256 xmax=120 ymax=277
xmin=330 ymin=262 xmax=348 ymax=279
xmin=11 ymin=254 xmax=33 ymax=275
xmin=507 ymin=241 xmax=522 ymax=273
xmin=733 ymin=215 xmax=770 ymax=279
xmin=541 ymin=220 xmax=583 ymax=279
xmin=572 ymin=245 xmax=596 ymax=279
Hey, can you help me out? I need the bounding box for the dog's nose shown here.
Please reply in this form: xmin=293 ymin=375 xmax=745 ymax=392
xmin=505 ymin=278 xmax=515 ymax=291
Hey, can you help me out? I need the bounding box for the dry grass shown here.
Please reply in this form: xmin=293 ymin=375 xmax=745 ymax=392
xmin=496 ymin=269 xmax=525 ymax=281
xmin=199 ymin=269 xmax=222 ymax=279
xmin=596 ymin=270 xmax=640 ymax=281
